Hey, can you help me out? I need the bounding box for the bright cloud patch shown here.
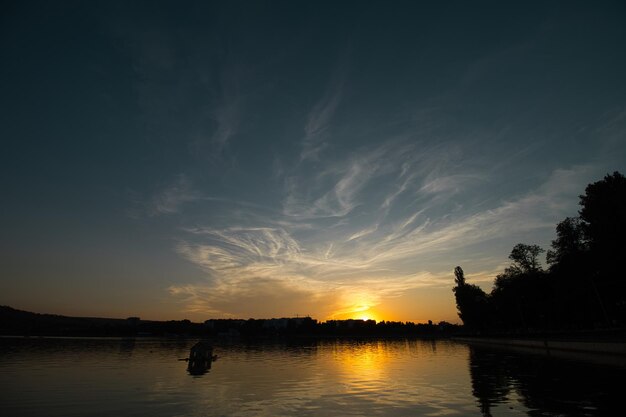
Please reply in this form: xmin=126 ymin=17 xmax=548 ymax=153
xmin=168 ymin=137 xmax=597 ymax=319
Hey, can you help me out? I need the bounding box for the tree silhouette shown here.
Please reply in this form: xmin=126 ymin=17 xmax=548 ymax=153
xmin=452 ymin=171 xmax=626 ymax=331
xmin=454 ymin=266 xmax=465 ymax=286
xmin=452 ymin=266 xmax=490 ymax=331
xmin=491 ymin=244 xmax=551 ymax=330
xmin=579 ymin=171 xmax=626 ymax=254
xmin=546 ymin=217 xmax=586 ymax=268
xmin=578 ymin=171 xmax=626 ymax=324
xmin=545 ymin=217 xmax=598 ymax=327
xmin=508 ymin=243 xmax=544 ymax=274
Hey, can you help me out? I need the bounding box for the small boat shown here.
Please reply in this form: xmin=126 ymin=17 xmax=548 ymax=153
xmin=187 ymin=341 xmax=216 ymax=375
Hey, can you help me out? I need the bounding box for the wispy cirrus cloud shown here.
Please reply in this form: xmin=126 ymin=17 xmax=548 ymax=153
xmin=284 ymin=140 xmax=415 ymax=219
xmin=347 ymin=224 xmax=379 ymax=242
xmin=170 ymin=225 xmax=450 ymax=319
xmin=361 ymin=165 xmax=595 ymax=265
xmin=169 ymin=160 xmax=597 ymax=319
xmin=381 ymin=168 xmax=416 ymax=210
xmin=167 ymin=140 xmax=483 ymax=319
xmin=150 ymin=174 xmax=202 ymax=216
xmin=126 ymin=174 xmax=202 ymax=218
xmin=299 ymin=58 xmax=348 ymax=162
xmin=209 ymin=64 xmax=243 ymax=152
xmin=300 ymin=89 xmax=342 ymax=161
xmin=169 ymin=278 xmax=335 ymax=319
xmin=420 ymin=174 xmax=483 ymax=195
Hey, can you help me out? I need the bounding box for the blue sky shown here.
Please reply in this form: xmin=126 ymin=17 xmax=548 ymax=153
xmin=1 ymin=1 xmax=625 ymax=322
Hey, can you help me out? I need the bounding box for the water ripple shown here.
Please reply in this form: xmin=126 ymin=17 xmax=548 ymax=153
xmin=1 ymin=338 xmax=624 ymax=416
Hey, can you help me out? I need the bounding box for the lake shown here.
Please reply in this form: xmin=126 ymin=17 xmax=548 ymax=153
xmin=1 ymin=337 xmax=623 ymax=416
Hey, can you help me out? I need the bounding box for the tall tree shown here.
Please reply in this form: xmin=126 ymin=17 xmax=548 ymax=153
xmin=546 ymin=216 xmax=598 ymax=327
xmin=508 ymin=243 xmax=545 ymax=274
xmin=452 ymin=266 xmax=490 ymax=330
xmin=491 ymin=244 xmax=550 ymax=330
xmin=546 ymin=217 xmax=586 ymax=268
xmin=454 ymin=266 xmax=465 ymax=286
xmin=579 ymin=171 xmax=626 ymax=255
xmin=578 ymin=171 xmax=626 ymax=324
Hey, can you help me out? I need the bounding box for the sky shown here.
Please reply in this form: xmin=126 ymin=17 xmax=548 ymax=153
xmin=1 ymin=1 xmax=625 ymax=323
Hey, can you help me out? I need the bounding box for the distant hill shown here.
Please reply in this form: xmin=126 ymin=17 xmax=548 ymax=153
xmin=0 ymin=306 xmax=205 ymax=337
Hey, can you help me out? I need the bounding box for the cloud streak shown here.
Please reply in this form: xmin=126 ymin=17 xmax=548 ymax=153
xmin=127 ymin=174 xmax=203 ymax=218
xmin=299 ymin=57 xmax=348 ymax=162
xmin=169 ymin=131 xmax=596 ymax=318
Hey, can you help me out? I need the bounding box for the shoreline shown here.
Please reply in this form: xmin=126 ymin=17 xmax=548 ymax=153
xmin=454 ymin=336 xmax=626 ymax=367
xmin=453 ymin=336 xmax=626 ymax=355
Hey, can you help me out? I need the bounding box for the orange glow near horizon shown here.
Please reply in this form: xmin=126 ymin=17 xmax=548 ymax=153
xmin=329 ymin=305 xmax=384 ymax=322
xmin=326 ymin=292 xmax=387 ymax=322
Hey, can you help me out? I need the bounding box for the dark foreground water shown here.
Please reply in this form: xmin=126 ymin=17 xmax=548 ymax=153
xmin=0 ymin=337 xmax=624 ymax=416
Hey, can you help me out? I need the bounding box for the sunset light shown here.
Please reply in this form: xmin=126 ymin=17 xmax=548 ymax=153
xmin=352 ymin=307 xmax=381 ymax=322
xmin=2 ymin=0 xmax=624 ymax=327
xmin=2 ymin=2 xmax=625 ymax=415
xmin=330 ymin=300 xmax=383 ymax=322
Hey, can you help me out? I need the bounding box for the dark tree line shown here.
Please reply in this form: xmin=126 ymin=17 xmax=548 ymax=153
xmin=453 ymin=171 xmax=626 ymax=332
xmin=1 ymin=306 xmax=461 ymax=338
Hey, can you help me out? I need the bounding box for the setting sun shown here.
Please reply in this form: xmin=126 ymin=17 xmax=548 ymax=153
xmin=331 ymin=304 xmax=383 ymax=322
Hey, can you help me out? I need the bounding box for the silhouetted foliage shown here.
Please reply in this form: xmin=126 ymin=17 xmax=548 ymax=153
xmin=454 ymin=266 xmax=465 ymax=286
xmin=454 ymin=171 xmax=626 ymax=332
xmin=508 ymin=243 xmax=544 ymax=274
xmin=490 ymin=245 xmax=551 ymax=330
xmin=579 ymin=171 xmax=626 ymax=255
xmin=578 ymin=171 xmax=626 ymax=324
xmin=546 ymin=217 xmax=587 ymax=268
xmin=546 ymin=217 xmax=599 ymax=327
xmin=452 ymin=266 xmax=490 ymax=331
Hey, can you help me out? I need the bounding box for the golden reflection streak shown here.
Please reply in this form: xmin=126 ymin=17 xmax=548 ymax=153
xmin=331 ymin=341 xmax=395 ymax=384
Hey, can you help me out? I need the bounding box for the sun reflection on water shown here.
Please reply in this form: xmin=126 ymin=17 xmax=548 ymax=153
xmin=333 ymin=341 xmax=391 ymax=383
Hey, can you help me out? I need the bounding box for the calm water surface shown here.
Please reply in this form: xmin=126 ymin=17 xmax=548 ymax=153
xmin=0 ymin=338 xmax=623 ymax=416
